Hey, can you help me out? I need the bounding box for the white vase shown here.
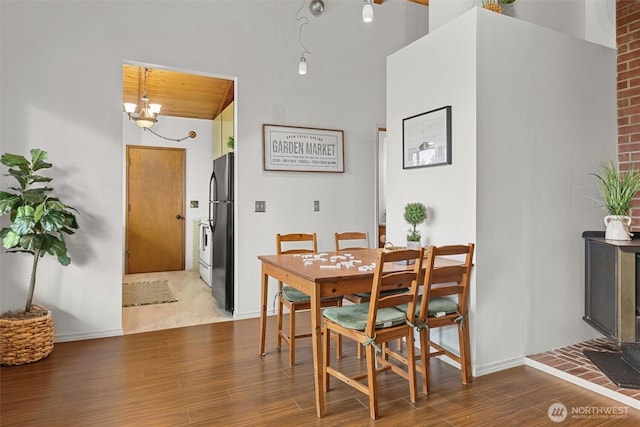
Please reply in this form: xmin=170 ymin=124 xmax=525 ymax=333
xmin=406 ymin=241 xmax=421 ymax=249
xmin=604 ymin=215 xmax=633 ymax=241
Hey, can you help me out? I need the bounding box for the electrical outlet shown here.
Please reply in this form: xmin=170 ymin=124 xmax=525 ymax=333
xmin=314 ymin=200 xmax=320 ymax=212
xmin=255 ymin=201 xmax=266 ymax=213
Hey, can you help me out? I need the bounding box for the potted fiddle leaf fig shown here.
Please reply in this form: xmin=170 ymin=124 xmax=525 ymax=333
xmin=404 ymin=202 xmax=427 ymax=248
xmin=0 ymin=148 xmax=79 ymax=365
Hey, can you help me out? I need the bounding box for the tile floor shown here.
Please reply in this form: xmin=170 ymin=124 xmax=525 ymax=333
xmin=527 ymin=337 xmax=640 ymax=410
xmin=122 ymin=269 xmax=232 ymax=334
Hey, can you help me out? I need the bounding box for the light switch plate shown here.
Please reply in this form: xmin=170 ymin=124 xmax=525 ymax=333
xmin=314 ymin=200 xmax=320 ymax=212
xmin=255 ymin=201 xmax=266 ymax=213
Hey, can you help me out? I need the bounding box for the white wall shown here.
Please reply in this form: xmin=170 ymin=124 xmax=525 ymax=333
xmin=387 ymin=8 xmax=616 ymax=376
xmin=387 ymin=7 xmax=479 ymax=369
xmin=0 ymin=0 xmax=429 ymax=339
xmin=429 ymin=0 xmax=615 ymax=48
xmin=123 ymin=113 xmax=215 ymax=271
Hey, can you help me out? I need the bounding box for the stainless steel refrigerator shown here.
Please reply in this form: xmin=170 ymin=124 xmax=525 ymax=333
xmin=208 ymin=152 xmax=234 ymax=313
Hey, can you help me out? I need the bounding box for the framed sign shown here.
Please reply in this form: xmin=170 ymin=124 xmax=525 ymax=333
xmin=262 ymin=124 xmax=344 ymax=172
xmin=402 ymin=106 xmax=452 ymax=169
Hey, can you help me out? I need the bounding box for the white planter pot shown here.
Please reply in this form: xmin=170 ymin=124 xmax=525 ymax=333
xmin=406 ymin=241 xmax=421 ymax=249
xmin=604 ymin=215 xmax=633 ymax=241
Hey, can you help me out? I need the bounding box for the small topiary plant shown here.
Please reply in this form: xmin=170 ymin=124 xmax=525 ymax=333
xmin=404 ymin=202 xmax=427 ymax=243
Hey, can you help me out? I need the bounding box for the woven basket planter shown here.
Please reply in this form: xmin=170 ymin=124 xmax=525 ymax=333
xmin=0 ymin=305 xmax=54 ymax=366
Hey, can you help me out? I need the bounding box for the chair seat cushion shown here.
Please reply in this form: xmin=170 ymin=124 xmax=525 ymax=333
xmin=322 ymin=303 xmax=407 ymax=330
xmin=282 ymin=286 xmax=341 ymax=304
xmin=350 ymin=288 xmax=409 ymax=299
xmin=282 ymin=286 xmax=311 ymax=302
xmin=396 ymin=296 xmax=458 ymax=317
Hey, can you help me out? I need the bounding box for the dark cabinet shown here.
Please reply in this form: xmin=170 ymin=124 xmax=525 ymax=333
xmin=583 ymin=232 xmax=639 ymax=343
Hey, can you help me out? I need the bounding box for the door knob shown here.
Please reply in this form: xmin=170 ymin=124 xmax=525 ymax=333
xmin=176 ymin=214 xmax=182 ymax=220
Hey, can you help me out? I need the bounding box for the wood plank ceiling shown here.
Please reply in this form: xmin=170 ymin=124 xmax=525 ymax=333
xmin=122 ymin=64 xmax=234 ymax=121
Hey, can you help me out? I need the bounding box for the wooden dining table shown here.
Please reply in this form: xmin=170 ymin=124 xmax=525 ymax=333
xmin=257 ymin=248 xmax=461 ymax=418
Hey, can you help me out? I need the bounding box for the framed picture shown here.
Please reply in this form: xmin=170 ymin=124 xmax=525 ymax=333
xmin=402 ymin=106 xmax=452 ymax=169
xmin=263 ymin=124 xmax=344 ymax=172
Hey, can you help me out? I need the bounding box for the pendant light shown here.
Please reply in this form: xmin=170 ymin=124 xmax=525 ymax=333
xmin=296 ymin=0 xmax=311 ymax=76
xmin=298 ymin=57 xmax=308 ymax=75
xmin=309 ymin=0 xmax=324 ymax=16
xmin=123 ymin=67 xmax=161 ymax=128
xmin=362 ymin=0 xmax=374 ymax=23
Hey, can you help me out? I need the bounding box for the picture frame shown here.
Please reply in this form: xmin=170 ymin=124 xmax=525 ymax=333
xmin=402 ymin=106 xmax=452 ymax=169
xmin=262 ymin=124 xmax=344 ymax=173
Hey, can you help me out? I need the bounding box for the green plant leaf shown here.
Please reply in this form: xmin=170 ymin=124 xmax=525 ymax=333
xmin=53 ymin=244 xmax=71 ymax=265
xmin=594 ymin=161 xmax=640 ymax=216
xmin=30 ymin=149 xmax=52 ymax=172
xmin=61 ymin=211 xmax=79 ymax=230
xmin=7 ymin=168 xmax=29 ymax=189
xmin=0 ymin=153 xmax=28 ymax=168
xmin=22 ymin=187 xmax=49 ymax=204
xmin=2 ymin=229 xmax=20 ymax=248
xmin=29 ymin=175 xmax=53 ymax=184
xmin=12 ymin=205 xmax=36 ymax=235
xmin=0 ymin=192 xmax=20 ymax=215
xmin=40 ymin=210 xmax=67 ymax=231
xmin=46 ymin=199 xmax=66 ymax=211
xmin=34 ymin=202 xmax=45 ymax=222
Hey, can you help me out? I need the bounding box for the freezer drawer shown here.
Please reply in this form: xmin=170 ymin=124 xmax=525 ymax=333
xmin=199 ymin=259 xmax=212 ymax=287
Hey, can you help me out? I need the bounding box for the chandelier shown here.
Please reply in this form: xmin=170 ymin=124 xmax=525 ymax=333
xmin=123 ymin=67 xmax=161 ymax=128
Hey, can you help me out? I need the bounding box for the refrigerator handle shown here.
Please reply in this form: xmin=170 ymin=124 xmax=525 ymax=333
xmin=209 ymin=170 xmax=217 ymax=230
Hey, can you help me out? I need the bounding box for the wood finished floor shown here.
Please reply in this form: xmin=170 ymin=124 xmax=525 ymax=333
xmin=2 ymin=315 xmax=640 ymax=426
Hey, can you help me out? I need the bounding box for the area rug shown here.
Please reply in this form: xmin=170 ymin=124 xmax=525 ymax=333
xmin=122 ymin=281 xmax=178 ymax=307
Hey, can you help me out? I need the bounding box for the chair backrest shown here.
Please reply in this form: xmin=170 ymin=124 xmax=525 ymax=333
xmin=365 ymin=248 xmax=424 ymax=338
xmin=418 ymin=243 xmax=475 ymax=322
xmin=276 ymin=233 xmax=318 ymax=255
xmin=334 ymin=231 xmax=369 ymax=251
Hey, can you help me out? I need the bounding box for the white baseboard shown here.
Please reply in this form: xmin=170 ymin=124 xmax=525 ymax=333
xmin=423 ymin=340 xmax=525 ymax=377
xmin=474 ymin=356 xmax=526 ymax=377
xmin=436 ymin=355 xmax=524 ymax=377
xmin=233 ymin=311 xmax=261 ymax=320
xmin=55 ymin=328 xmax=123 ymax=343
xmin=526 ymin=357 xmax=640 ymax=411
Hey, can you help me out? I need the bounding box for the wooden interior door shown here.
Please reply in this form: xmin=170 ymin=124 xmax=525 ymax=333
xmin=126 ymin=146 xmax=186 ymax=274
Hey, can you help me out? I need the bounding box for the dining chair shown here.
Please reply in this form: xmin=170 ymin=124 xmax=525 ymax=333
xmin=335 ymin=232 xmax=404 ymax=358
xmin=385 ymin=243 xmax=475 ymax=394
xmin=276 ymin=232 xmax=343 ymax=367
xmin=321 ymin=247 xmax=424 ymax=420
xmin=334 ymin=231 xmax=369 ymax=252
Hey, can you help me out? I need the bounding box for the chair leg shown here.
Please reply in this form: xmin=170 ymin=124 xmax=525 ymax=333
xmin=335 ymin=300 xmax=343 ymax=360
xmin=406 ymin=332 xmax=418 ymax=403
xmin=289 ymin=305 xmax=296 ymax=367
xmin=419 ymin=328 xmax=430 ymax=395
xmin=365 ymin=343 xmax=379 ymax=420
xmin=276 ymin=284 xmax=284 ymax=349
xmin=323 ymin=325 xmax=330 ymax=392
xmin=357 ymin=342 xmax=363 ymax=359
xmin=459 ymin=321 xmax=472 ymax=384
